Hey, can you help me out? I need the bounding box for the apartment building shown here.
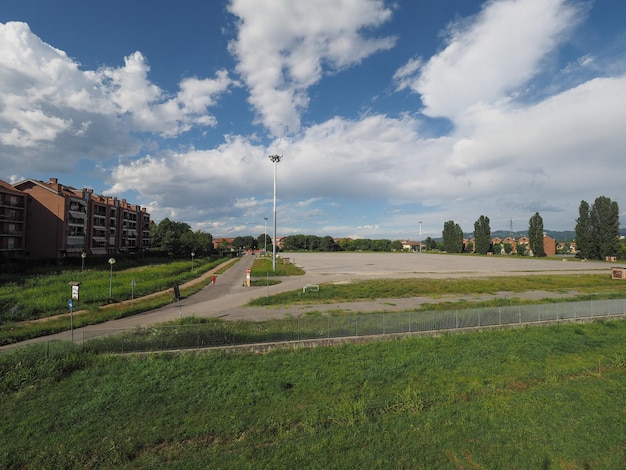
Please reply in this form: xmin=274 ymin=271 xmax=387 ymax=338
xmin=0 ymin=180 xmax=27 ymax=259
xmin=10 ymin=177 xmax=150 ymax=261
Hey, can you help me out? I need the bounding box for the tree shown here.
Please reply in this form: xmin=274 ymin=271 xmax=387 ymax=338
xmin=319 ymin=236 xmax=339 ymax=252
xmin=340 ymin=238 xmax=356 ymax=251
xmin=473 ymin=215 xmax=491 ymax=254
xmin=241 ymin=235 xmax=257 ymax=251
xmin=575 ymin=200 xmax=592 ymax=259
xmin=150 ymin=218 xmax=192 ymax=256
xmin=442 ymin=220 xmax=464 ymax=253
xmin=233 ymin=236 xmax=245 ymax=251
xmin=576 ymin=197 xmax=620 ymax=260
xmin=391 ymin=240 xmax=403 ymax=251
xmin=257 ymin=233 xmax=271 ymax=252
xmin=528 ymin=212 xmax=545 ymax=257
xmin=371 ymin=239 xmax=392 ymax=252
xmin=590 ymin=196 xmax=620 ymax=259
xmin=180 ymin=230 xmax=214 ymax=257
xmin=353 ymin=238 xmax=372 ymax=251
xmin=424 ymin=237 xmax=438 ymax=250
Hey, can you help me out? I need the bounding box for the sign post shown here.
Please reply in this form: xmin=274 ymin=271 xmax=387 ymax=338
xmin=68 ymin=298 xmax=74 ymax=343
xmin=68 ymin=282 xmax=80 ymax=344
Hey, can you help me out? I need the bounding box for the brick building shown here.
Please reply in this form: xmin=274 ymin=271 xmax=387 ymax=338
xmin=0 ymin=180 xmax=27 ymax=259
xmin=9 ymin=177 xmax=150 ymax=261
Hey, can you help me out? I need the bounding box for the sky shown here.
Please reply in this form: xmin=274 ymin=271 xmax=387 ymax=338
xmin=1 ymin=0 xmax=625 ymax=241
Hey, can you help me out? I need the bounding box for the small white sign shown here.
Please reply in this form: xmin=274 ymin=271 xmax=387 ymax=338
xmin=71 ymin=284 xmax=79 ymax=300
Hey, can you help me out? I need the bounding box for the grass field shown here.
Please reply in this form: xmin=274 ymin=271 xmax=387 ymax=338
xmin=1 ymin=319 xmax=625 ymax=468
xmin=248 ymin=273 xmax=626 ymax=307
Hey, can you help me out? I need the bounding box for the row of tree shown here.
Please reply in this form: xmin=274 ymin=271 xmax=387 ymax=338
xmin=441 ymin=195 xmax=621 ymax=259
xmin=443 ymin=212 xmax=547 ymax=256
xmin=149 ymin=196 xmax=622 ymax=260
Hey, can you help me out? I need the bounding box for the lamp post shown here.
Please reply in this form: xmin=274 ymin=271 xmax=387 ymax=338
xmin=268 ymin=154 xmax=282 ymax=271
xmin=191 ymin=250 xmax=195 ymax=272
xmin=419 ymin=221 xmax=422 ymax=253
xmin=108 ymin=257 xmax=116 ymax=298
xmin=264 ymin=217 xmax=268 ymax=254
xmin=81 ymin=251 xmax=86 ymax=271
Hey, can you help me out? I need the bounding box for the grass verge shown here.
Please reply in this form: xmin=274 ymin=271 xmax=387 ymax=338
xmin=1 ymin=320 xmax=625 ymax=468
xmin=247 ymin=273 xmax=626 ymax=306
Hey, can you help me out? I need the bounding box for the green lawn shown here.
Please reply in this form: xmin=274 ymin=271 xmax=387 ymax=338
xmin=1 ymin=319 xmax=625 ymax=468
xmin=248 ymin=273 xmax=626 ymax=306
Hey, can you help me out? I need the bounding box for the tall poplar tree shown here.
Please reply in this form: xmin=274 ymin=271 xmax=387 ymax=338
xmin=473 ymin=215 xmax=491 ymax=254
xmin=576 ymin=196 xmax=620 ymax=260
xmin=575 ymin=200 xmax=592 ymax=259
xmin=590 ymin=196 xmax=620 ymax=259
xmin=442 ymin=220 xmax=464 ymax=253
xmin=528 ymin=212 xmax=545 ymax=257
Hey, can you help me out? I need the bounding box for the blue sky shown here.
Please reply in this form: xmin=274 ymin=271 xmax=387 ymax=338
xmin=1 ymin=0 xmax=625 ymax=241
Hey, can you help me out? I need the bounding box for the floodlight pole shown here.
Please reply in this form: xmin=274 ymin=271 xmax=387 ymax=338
xmin=419 ymin=221 xmax=422 ymax=253
xmin=268 ymin=154 xmax=282 ymax=271
xmin=264 ymin=217 xmax=268 ymax=254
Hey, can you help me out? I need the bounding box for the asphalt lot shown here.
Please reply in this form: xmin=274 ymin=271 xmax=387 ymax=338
xmin=285 ymin=252 xmax=607 ymax=279
xmin=2 ymin=253 xmax=612 ymax=350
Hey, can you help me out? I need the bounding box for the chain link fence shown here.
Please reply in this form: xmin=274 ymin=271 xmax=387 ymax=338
xmin=73 ymin=298 xmax=626 ymax=354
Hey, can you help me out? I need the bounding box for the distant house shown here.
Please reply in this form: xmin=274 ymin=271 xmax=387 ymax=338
xmin=502 ymin=237 xmax=517 ymax=254
xmin=543 ymin=234 xmax=556 ymax=256
xmin=213 ymin=237 xmax=235 ymax=251
xmin=400 ymin=240 xmax=421 ymax=251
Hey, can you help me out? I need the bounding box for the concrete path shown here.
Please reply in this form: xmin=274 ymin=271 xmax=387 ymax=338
xmin=1 ymin=253 xmax=612 ymax=350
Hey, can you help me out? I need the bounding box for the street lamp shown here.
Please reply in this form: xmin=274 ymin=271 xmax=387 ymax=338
xmin=264 ymin=217 xmax=268 ymax=254
xmin=419 ymin=221 xmax=422 ymax=253
xmin=81 ymin=251 xmax=86 ymax=271
xmin=268 ymin=154 xmax=282 ymax=271
xmin=108 ymin=257 xmax=116 ymax=298
xmin=191 ymin=250 xmax=195 ymax=272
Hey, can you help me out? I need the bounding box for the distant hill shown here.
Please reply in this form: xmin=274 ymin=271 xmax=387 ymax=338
xmin=489 ymin=230 xmax=576 ymax=241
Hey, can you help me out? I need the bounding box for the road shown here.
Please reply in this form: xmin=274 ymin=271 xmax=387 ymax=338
xmin=1 ymin=253 xmax=611 ymax=350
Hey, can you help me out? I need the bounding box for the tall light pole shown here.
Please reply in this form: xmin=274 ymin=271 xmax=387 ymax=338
xmin=419 ymin=221 xmax=422 ymax=253
xmin=191 ymin=250 xmax=195 ymax=272
xmin=268 ymin=154 xmax=282 ymax=271
xmin=264 ymin=217 xmax=268 ymax=254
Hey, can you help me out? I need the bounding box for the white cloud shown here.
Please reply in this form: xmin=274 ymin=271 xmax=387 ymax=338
xmin=392 ymin=56 xmax=422 ymax=92
xmin=0 ymin=21 xmax=235 ymax=174
xmin=397 ymin=0 xmax=584 ymax=120
xmin=99 ymin=52 xmax=234 ymax=136
xmin=227 ymin=0 xmax=396 ymax=136
xmin=109 ymin=66 xmax=626 ymax=235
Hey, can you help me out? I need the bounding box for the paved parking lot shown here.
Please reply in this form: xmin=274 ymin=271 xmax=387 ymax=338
xmin=287 ymin=252 xmax=608 ymax=279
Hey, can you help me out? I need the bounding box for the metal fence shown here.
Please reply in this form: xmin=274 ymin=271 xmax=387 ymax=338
xmin=74 ymin=298 xmax=626 ymax=354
